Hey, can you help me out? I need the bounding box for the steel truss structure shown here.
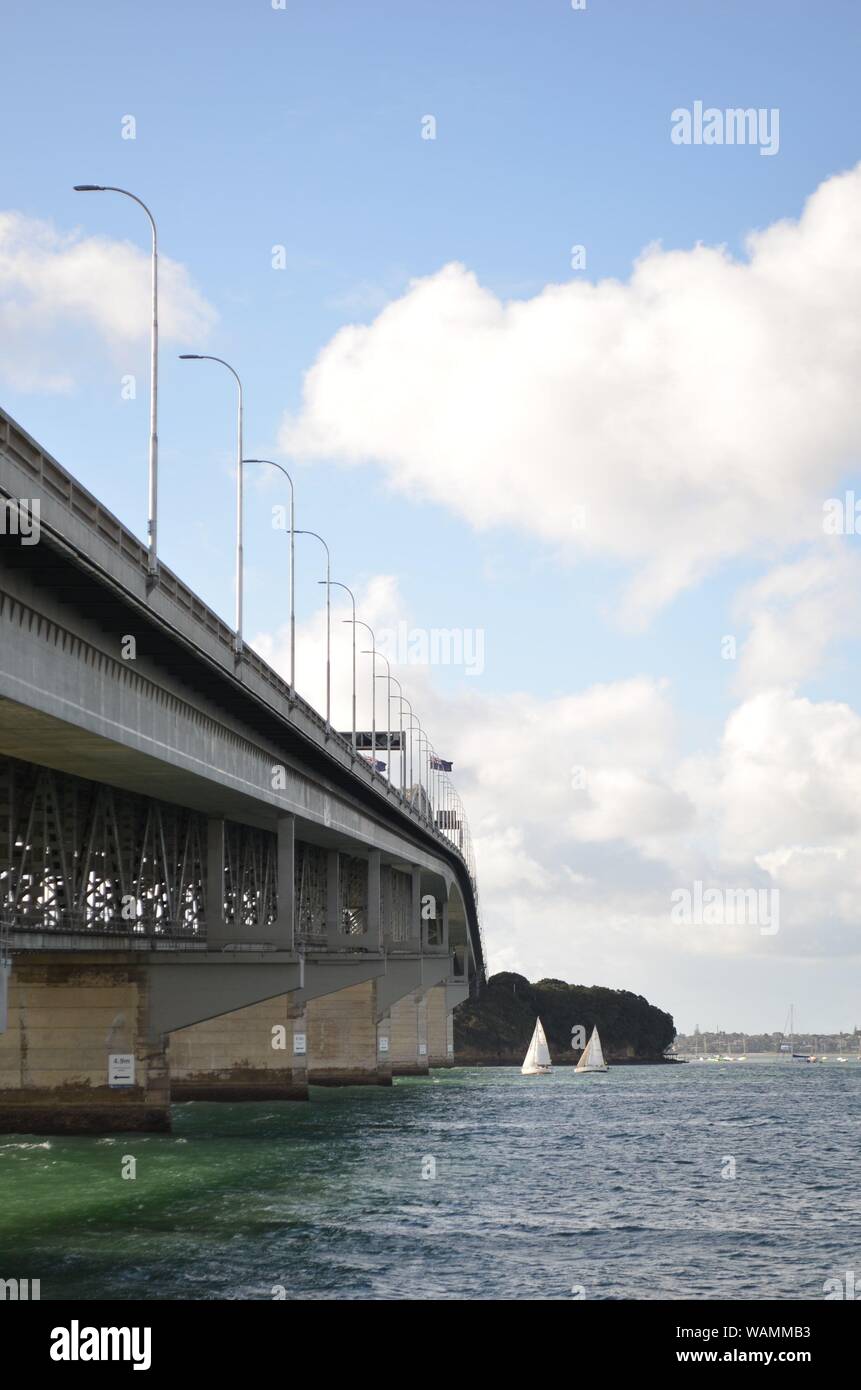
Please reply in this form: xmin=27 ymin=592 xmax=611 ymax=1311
xmin=390 ymin=867 xmax=411 ymax=942
xmin=0 ymin=755 xmax=283 ymax=939
xmin=295 ymin=841 xmax=326 ymax=942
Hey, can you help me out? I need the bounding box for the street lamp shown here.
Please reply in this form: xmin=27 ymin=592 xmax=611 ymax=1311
xmin=316 ymin=583 xmax=357 ymax=749
xmin=179 ymin=355 xmax=244 ymax=653
xmin=353 ymin=619 xmax=378 ymax=770
xmin=387 ymin=675 xmax=405 ymax=795
xmin=398 ymin=698 xmax=418 ymax=792
xmin=416 ymin=731 xmax=435 ymax=826
xmin=364 ymin=647 xmax=395 ymax=783
xmin=74 ymin=185 xmax=159 ymax=577
xmin=244 ymin=458 xmax=295 ymax=693
xmin=294 ymin=530 xmax=331 ymax=726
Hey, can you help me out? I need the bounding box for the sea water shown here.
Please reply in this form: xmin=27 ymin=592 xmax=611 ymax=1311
xmin=1 ymin=1062 xmax=858 ymax=1300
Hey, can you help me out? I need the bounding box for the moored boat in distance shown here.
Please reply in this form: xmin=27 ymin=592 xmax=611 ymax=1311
xmin=521 ymin=1017 xmax=552 ymax=1075
xmin=575 ymin=1026 xmax=609 ymax=1074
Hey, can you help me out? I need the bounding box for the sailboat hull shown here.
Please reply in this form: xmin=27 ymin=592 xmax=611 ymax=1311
xmin=521 ymin=1064 xmax=552 ymax=1076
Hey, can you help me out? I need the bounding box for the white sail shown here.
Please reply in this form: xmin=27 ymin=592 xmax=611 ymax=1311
xmin=576 ymin=1026 xmax=608 ymax=1073
xmin=521 ymin=1017 xmax=552 ymax=1074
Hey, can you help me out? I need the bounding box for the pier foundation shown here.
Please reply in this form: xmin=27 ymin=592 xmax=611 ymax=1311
xmin=306 ymin=978 xmax=390 ymax=1086
xmin=170 ymin=993 xmax=308 ymax=1102
xmin=390 ymin=987 xmax=430 ymax=1076
xmin=0 ymin=955 xmax=170 ymax=1134
xmin=427 ymin=982 xmax=454 ymax=1068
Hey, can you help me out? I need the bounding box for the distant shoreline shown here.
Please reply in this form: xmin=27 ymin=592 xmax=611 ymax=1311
xmin=455 ymin=1055 xmax=681 ymax=1067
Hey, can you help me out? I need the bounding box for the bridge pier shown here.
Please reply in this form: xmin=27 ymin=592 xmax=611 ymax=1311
xmin=170 ymin=993 xmax=309 ymax=1102
xmin=389 ymin=987 xmax=429 ymax=1075
xmin=0 ymin=955 xmax=171 ymax=1134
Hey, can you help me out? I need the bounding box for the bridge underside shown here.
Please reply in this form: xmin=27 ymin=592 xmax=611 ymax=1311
xmin=0 ymin=406 xmax=482 ymax=1132
xmin=0 ymin=752 xmax=469 ymax=1131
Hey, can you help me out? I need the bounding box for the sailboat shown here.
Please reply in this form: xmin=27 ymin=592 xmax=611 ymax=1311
xmin=575 ymin=1026 xmax=609 ymax=1074
xmin=521 ymin=1017 xmax=552 ymax=1076
xmin=780 ymin=1005 xmax=817 ymax=1062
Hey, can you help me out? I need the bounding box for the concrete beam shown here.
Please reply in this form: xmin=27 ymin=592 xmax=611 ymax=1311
xmin=290 ymin=952 xmax=386 ymax=1007
xmin=375 ymin=952 xmax=452 ymax=1019
xmin=145 ymin=953 xmax=303 ymax=1038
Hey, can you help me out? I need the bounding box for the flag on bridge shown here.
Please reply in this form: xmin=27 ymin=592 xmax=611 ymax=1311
xmin=361 ymin=752 xmax=387 ymax=773
xmin=430 ymin=755 xmax=453 ymax=772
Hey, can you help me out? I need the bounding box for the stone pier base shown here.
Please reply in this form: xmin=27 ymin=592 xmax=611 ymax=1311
xmin=170 ymin=994 xmax=308 ymax=1101
xmin=427 ymin=982 xmax=455 ymax=1068
xmin=0 ymin=956 xmax=171 ymax=1134
xmin=390 ymin=987 xmax=430 ymax=1076
xmin=307 ymin=978 xmax=390 ymax=1086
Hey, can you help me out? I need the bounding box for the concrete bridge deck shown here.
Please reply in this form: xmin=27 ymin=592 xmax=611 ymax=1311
xmin=0 ymin=406 xmax=481 ymax=1131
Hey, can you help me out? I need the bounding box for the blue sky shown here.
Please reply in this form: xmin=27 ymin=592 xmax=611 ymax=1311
xmin=3 ymin=0 xmax=861 ymax=1031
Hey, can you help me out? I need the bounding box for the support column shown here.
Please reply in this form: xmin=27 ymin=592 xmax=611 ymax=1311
xmin=410 ymin=865 xmax=422 ymax=945
xmin=0 ymin=960 xmax=9 ymax=1035
xmin=381 ymin=865 xmax=394 ymax=949
xmin=206 ymin=817 xmax=228 ymax=948
xmin=367 ymin=850 xmax=381 ymax=951
xmin=287 ymin=996 xmax=309 ymax=1092
xmin=427 ymin=982 xmax=453 ymax=1067
xmin=272 ymin=813 xmax=295 ymax=950
xmin=389 ymin=987 xmax=430 ymax=1076
xmin=306 ymin=978 xmax=387 ymax=1086
xmin=417 ymin=990 xmax=429 ymax=1071
xmin=326 ymin=849 xmax=340 ymax=949
xmin=376 ymin=1006 xmax=393 ymax=1086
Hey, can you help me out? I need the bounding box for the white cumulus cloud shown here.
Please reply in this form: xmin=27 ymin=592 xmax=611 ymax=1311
xmin=0 ymin=211 xmax=217 ymax=391
xmin=281 ymin=163 xmax=861 ymax=622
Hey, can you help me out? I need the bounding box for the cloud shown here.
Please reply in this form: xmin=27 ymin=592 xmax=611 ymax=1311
xmin=250 ymin=575 xmax=861 ymax=1027
xmin=281 ymin=163 xmax=861 ymax=622
xmin=732 ymin=545 xmax=861 ymax=695
xmin=0 ymin=211 xmax=217 ymax=391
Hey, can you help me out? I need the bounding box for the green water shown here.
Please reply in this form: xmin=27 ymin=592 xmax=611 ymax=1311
xmin=1 ymin=1064 xmax=859 ymax=1300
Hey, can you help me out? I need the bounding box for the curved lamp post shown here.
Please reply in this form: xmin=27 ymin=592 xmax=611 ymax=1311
xmin=322 ymin=582 xmax=356 ymax=749
xmin=398 ymin=698 xmax=418 ymax=793
xmin=244 ymin=458 xmax=295 ymax=692
xmin=74 ymin=185 xmax=159 ymax=577
xmin=352 ymin=619 xmax=378 ymax=769
xmin=294 ymin=529 xmax=331 ymax=725
xmin=179 ymin=355 xmax=243 ymax=654
xmin=369 ymin=647 xmax=397 ymax=789
xmin=387 ymin=675 xmax=405 ymax=795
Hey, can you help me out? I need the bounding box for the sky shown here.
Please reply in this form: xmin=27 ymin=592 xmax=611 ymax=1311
xmin=2 ymin=0 xmax=861 ymax=1033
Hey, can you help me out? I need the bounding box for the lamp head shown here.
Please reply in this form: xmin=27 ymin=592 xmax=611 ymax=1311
xmin=73 ymin=184 xmax=105 ymax=192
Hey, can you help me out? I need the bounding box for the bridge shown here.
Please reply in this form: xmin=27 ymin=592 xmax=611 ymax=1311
xmin=0 ymin=405 xmax=485 ymax=1133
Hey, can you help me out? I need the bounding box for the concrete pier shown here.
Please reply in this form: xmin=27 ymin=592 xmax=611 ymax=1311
xmin=0 ymin=955 xmax=170 ymax=1134
xmin=170 ymin=994 xmax=308 ymax=1102
xmin=390 ymin=987 xmax=430 ymax=1076
xmin=306 ymin=979 xmax=389 ymax=1086
xmin=427 ymin=982 xmax=454 ymax=1068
